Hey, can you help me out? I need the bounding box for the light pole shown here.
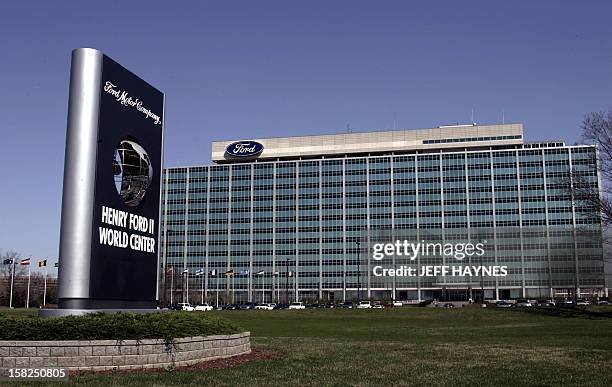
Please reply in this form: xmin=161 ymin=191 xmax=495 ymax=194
xmin=261 ymin=272 xmax=265 ymax=303
xmin=285 ymin=258 xmax=289 ymax=304
xmin=183 ymin=269 xmax=189 ymax=304
xmin=356 ymin=241 xmax=361 ymax=301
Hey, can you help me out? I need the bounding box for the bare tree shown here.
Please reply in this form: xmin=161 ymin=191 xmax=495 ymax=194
xmin=580 ymin=109 xmax=612 ymax=227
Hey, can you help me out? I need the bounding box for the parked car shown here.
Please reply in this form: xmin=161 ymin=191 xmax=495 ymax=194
xmin=222 ymin=304 xmax=239 ymax=310
xmin=496 ymin=301 xmax=513 ymax=308
xmin=289 ymin=302 xmax=305 ymax=310
xmin=576 ymin=299 xmax=591 ymax=306
xmin=392 ymin=300 xmax=403 ymax=307
xmin=325 ymin=303 xmax=336 ymax=308
xmin=514 ymin=299 xmax=533 ymax=307
xmin=443 ymin=303 xmax=455 ymax=308
xmin=357 ymin=301 xmax=372 ymax=309
xmin=339 ymin=301 xmax=354 ymax=309
xmin=255 ymin=303 xmax=274 ymax=310
xmin=178 ymin=303 xmax=194 ymax=311
xmin=167 ymin=303 xmax=182 ymax=311
xmin=596 ymin=300 xmax=609 ymax=305
xmin=536 ymin=299 xmax=555 ymax=307
xmin=194 ymin=303 xmax=213 ymax=311
xmin=372 ymin=302 xmax=384 ymax=309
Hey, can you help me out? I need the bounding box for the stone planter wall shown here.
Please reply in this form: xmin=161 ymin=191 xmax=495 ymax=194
xmin=0 ymin=332 xmax=250 ymax=371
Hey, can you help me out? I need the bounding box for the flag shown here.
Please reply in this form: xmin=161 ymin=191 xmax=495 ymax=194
xmin=38 ymin=260 xmax=47 ymax=267
xmin=239 ymin=270 xmax=249 ymax=276
xmin=195 ymin=269 xmax=204 ymax=276
xmin=209 ymin=269 xmax=217 ymax=276
xmin=287 ymin=271 xmax=292 ymax=277
xmin=225 ymin=269 xmax=234 ymax=276
xmin=20 ymin=258 xmax=31 ymax=266
xmin=2 ymin=259 xmax=13 ymax=265
xmin=256 ymin=270 xmax=265 ymax=275
xmin=54 ymin=262 xmax=59 ymax=268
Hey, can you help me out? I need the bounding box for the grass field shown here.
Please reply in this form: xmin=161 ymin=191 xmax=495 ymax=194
xmin=8 ymin=306 xmax=612 ymax=386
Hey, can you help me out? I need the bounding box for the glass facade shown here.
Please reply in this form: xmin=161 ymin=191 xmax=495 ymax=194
xmin=160 ymin=143 xmax=605 ymax=304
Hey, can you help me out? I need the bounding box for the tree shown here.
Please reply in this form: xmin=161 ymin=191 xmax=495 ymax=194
xmin=579 ymin=109 xmax=612 ymax=228
xmin=565 ymin=109 xmax=612 ymax=301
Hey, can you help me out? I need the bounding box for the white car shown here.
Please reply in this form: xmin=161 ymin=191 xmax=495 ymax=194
xmin=288 ymin=302 xmax=305 ymax=310
xmin=496 ymin=301 xmax=513 ymax=308
xmin=357 ymin=301 xmax=372 ymax=309
xmin=255 ymin=303 xmax=274 ymax=310
xmin=178 ymin=303 xmax=195 ymax=311
xmin=195 ymin=303 xmax=213 ymax=311
xmin=392 ymin=300 xmax=403 ymax=307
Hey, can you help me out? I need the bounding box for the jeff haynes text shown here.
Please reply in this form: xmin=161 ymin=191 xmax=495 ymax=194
xmin=372 ymin=265 xmax=508 ymax=277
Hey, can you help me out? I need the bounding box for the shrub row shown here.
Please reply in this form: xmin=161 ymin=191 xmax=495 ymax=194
xmin=0 ymin=312 xmax=241 ymax=341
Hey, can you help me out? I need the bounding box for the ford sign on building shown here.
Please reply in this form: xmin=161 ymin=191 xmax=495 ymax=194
xmin=224 ymin=141 xmax=264 ymax=159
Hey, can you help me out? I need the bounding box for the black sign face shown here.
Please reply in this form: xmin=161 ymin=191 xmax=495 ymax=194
xmin=89 ymin=55 xmax=163 ymax=308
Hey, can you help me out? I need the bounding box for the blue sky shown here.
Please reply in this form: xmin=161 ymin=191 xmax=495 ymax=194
xmin=0 ymin=1 xmax=611 ymax=270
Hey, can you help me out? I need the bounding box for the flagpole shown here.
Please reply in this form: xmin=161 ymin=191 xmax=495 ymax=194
xmin=201 ymin=269 xmax=204 ymax=305
xmin=43 ymin=261 xmax=48 ymax=306
xmin=261 ymin=273 xmax=264 ymax=303
xmin=9 ymin=259 xmax=15 ymax=308
xmin=186 ymin=270 xmax=189 ymax=304
xmin=26 ymin=264 xmax=31 ymax=309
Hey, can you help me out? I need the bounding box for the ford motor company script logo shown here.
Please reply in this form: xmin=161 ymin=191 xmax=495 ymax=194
xmin=225 ymin=141 xmax=264 ymax=158
xmin=103 ymin=81 xmax=162 ymax=125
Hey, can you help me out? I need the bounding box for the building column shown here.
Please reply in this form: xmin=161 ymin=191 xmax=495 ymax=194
xmin=183 ymin=168 xmax=190 ymax=304
xmin=515 ymin=150 xmax=526 ymax=299
xmin=342 ymin=160 xmax=347 ymax=302
xmin=489 ymin=151 xmax=500 ymax=301
xmin=204 ymin=167 xmax=211 ymax=301
xmin=249 ymin=164 xmax=254 ymax=302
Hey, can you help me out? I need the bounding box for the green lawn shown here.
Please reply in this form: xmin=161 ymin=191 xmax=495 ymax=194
xmin=8 ymin=306 xmax=612 ymax=386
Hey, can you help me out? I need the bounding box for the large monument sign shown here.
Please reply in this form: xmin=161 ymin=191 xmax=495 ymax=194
xmin=49 ymin=48 xmax=164 ymax=314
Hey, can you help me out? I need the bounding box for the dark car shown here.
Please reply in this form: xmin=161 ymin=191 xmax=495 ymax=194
xmin=339 ymin=301 xmax=354 ymax=309
xmin=273 ymin=303 xmax=289 ymax=309
xmin=537 ymin=300 xmax=555 ymax=307
xmin=238 ymin=303 xmax=256 ymax=310
xmin=306 ymin=303 xmax=325 ymax=309
xmin=222 ymin=304 xmax=239 ymax=310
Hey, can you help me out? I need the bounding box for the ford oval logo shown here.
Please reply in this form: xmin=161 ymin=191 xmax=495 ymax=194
xmin=225 ymin=141 xmax=264 ymax=158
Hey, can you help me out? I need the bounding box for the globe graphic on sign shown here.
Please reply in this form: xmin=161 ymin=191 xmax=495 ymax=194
xmin=113 ymin=139 xmax=153 ymax=207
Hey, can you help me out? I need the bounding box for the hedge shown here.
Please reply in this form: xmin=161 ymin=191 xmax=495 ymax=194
xmin=0 ymin=312 xmax=242 ymax=341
